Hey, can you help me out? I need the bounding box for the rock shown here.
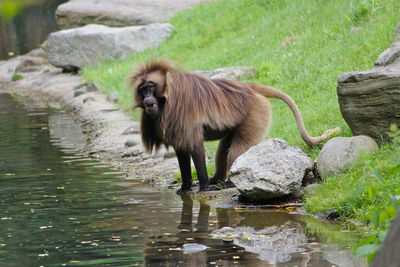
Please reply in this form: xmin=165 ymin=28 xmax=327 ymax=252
xmin=122 ymin=123 xmax=140 ymax=135
xmin=163 ymin=150 xmax=176 ymax=159
xmin=194 ymin=66 xmax=256 ymax=80
xmin=14 ymin=57 xmax=49 ymax=73
xmin=375 ymin=42 xmax=400 ymax=66
xmin=74 ymin=87 xmax=87 ymax=97
xmin=86 ymin=82 xmax=98 ymax=92
xmin=26 ymin=48 xmax=48 ymax=59
xmin=230 ymin=138 xmax=313 ymax=201
xmin=107 ymin=92 xmax=120 ymax=103
xmin=371 ymin=209 xmax=400 ymax=267
xmin=83 ymin=96 xmax=96 ymax=103
xmin=55 ymin=0 xmax=215 ymax=29
xmin=124 ymin=139 xmax=138 ymax=147
xmin=43 ymin=23 xmax=173 ymax=69
xmin=182 ymin=243 xmax=208 ymax=254
xmin=317 ymin=136 xmax=378 ymax=178
xmin=337 ymin=41 xmax=400 ymax=145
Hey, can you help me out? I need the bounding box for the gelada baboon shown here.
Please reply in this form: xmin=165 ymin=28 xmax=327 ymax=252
xmin=131 ymin=60 xmax=340 ymax=193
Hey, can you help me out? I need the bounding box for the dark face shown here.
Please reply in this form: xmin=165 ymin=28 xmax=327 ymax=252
xmin=138 ymin=81 xmax=164 ymax=119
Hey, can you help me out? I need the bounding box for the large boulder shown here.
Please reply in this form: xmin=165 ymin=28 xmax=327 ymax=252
xmin=194 ymin=66 xmax=256 ymax=80
xmin=337 ymin=41 xmax=400 ymax=145
xmin=230 ymin=138 xmax=312 ymax=201
xmin=43 ymin=23 xmax=173 ymax=70
xmin=316 ymin=136 xmax=379 ymax=178
xmin=55 ymin=0 xmax=215 ymax=29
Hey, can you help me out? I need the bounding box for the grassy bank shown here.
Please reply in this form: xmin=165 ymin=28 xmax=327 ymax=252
xmin=82 ymin=0 xmax=400 ymax=231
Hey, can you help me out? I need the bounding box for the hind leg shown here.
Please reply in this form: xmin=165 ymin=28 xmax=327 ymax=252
xmin=227 ymin=95 xmax=271 ymax=171
xmin=209 ymin=134 xmax=233 ymax=185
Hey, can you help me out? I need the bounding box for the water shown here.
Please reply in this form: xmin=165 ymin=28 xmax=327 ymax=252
xmin=0 ymin=0 xmax=67 ymax=60
xmin=0 ymin=93 xmax=367 ymax=266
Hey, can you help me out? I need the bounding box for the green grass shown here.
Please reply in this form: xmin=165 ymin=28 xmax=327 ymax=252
xmin=305 ymin=134 xmax=400 ymax=222
xmin=82 ymin=0 xmax=399 ymax=152
xmin=304 ymin=126 xmax=400 ymax=262
xmin=11 ymin=73 xmax=24 ymax=81
xmin=82 ymin=0 xmax=400 ymax=219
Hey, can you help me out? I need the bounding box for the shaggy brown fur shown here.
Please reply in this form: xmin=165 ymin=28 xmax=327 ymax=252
xmin=131 ymin=60 xmax=340 ymax=193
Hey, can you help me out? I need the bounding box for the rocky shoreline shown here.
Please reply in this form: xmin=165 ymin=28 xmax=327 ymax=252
xmin=0 ymin=49 xmax=250 ymax=208
xmin=0 ymin=49 xmax=180 ymax=183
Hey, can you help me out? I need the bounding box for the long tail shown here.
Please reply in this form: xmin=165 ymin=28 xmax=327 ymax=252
xmin=250 ymin=83 xmax=341 ymax=146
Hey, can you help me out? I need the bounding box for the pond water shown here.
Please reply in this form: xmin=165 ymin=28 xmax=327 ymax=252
xmin=0 ymin=93 xmax=368 ymax=266
xmin=0 ymin=0 xmax=67 ymax=60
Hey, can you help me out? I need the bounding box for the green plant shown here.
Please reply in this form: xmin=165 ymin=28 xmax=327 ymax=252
xmin=11 ymin=73 xmax=24 ymax=81
xmin=353 ymin=125 xmax=400 ymax=263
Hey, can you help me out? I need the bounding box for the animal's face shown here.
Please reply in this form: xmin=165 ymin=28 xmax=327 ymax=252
xmin=135 ymin=71 xmax=167 ymax=119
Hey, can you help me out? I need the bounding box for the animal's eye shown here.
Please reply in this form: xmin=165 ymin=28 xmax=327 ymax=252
xmin=138 ymin=81 xmax=156 ymax=90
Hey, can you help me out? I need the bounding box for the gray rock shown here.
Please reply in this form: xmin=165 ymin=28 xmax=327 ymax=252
xmin=182 ymin=243 xmax=208 ymax=254
xmin=375 ymin=41 xmax=400 ymax=66
xmin=107 ymin=92 xmax=120 ymax=103
xmin=337 ymin=41 xmax=400 ymax=145
xmin=194 ymin=66 xmax=256 ymax=80
xmin=163 ymin=150 xmax=176 ymax=159
xmin=83 ymin=96 xmax=96 ymax=103
xmin=43 ymin=23 xmax=173 ymax=69
xmin=122 ymin=123 xmax=140 ymax=135
xmin=55 ymin=0 xmax=215 ymax=29
xmin=316 ymin=136 xmax=379 ymax=178
xmin=15 ymin=57 xmax=49 ymax=73
xmin=230 ymin=138 xmax=313 ymax=201
xmin=86 ymin=82 xmax=98 ymax=92
xmin=124 ymin=139 xmax=138 ymax=147
xmin=74 ymin=87 xmax=87 ymax=97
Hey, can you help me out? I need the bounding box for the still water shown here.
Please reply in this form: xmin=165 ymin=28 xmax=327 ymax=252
xmin=0 ymin=0 xmax=67 ymax=60
xmin=0 ymin=93 xmax=367 ymax=266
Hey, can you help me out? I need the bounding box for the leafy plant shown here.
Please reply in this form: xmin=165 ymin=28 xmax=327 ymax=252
xmin=353 ymin=125 xmax=400 ymax=263
xmin=11 ymin=73 xmax=24 ymax=81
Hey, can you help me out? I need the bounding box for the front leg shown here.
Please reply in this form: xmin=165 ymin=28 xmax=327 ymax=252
xmin=190 ymin=142 xmax=209 ymax=191
xmin=175 ymin=149 xmax=192 ymax=194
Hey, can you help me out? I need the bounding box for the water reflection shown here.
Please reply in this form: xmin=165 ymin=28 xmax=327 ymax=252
xmin=0 ymin=0 xmax=66 ymax=60
xmin=0 ymin=93 xmax=366 ymax=266
xmin=144 ymin=197 xmax=367 ymax=267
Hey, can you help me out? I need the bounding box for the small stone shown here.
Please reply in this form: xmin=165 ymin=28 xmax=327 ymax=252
xmin=125 ymin=139 xmax=138 ymax=147
xmin=122 ymin=123 xmax=140 ymax=135
xmin=163 ymin=151 xmax=176 ymax=159
xmin=86 ymin=82 xmax=98 ymax=92
xmin=182 ymin=243 xmax=208 ymax=254
xmin=83 ymin=96 xmax=96 ymax=103
xmin=74 ymin=87 xmax=87 ymax=97
xmin=107 ymin=92 xmax=119 ymax=103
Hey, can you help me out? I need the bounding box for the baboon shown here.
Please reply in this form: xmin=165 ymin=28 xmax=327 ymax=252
xmin=130 ymin=60 xmax=340 ymax=193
